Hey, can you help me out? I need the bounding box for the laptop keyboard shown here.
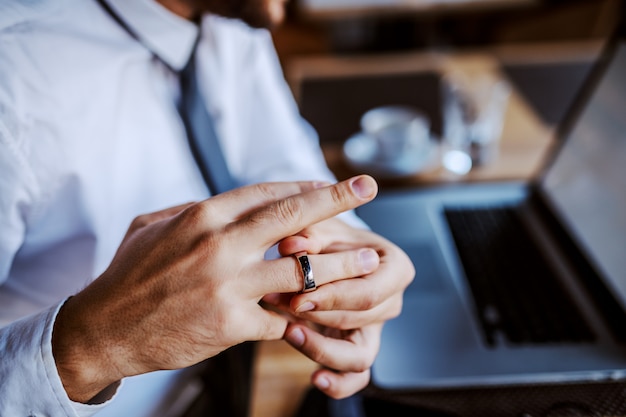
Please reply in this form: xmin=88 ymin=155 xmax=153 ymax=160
xmin=444 ymin=205 xmax=595 ymax=347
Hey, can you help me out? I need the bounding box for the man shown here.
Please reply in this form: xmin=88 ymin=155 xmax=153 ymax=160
xmin=0 ymin=0 xmax=415 ymax=416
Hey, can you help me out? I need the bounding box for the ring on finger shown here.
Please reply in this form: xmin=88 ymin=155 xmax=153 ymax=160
xmin=295 ymin=252 xmax=316 ymax=293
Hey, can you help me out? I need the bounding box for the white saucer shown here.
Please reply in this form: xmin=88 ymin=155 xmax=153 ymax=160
xmin=342 ymin=132 xmax=440 ymax=179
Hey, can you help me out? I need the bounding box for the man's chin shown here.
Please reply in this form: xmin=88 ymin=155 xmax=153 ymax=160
xmin=240 ymin=3 xmax=286 ymax=29
xmin=241 ymin=14 xmax=284 ymax=30
xmin=202 ymin=0 xmax=286 ymax=29
xmin=266 ymin=0 xmax=286 ymax=28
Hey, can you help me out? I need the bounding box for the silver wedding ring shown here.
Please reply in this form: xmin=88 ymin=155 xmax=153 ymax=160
xmin=296 ymin=253 xmax=316 ymax=293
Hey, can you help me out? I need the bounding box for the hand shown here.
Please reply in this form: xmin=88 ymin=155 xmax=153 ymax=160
xmin=264 ymin=217 xmax=415 ymax=398
xmin=283 ymin=319 xmax=385 ymax=399
xmin=51 ymin=175 xmax=379 ymax=403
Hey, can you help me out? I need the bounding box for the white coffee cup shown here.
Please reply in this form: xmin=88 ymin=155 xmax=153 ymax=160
xmin=360 ymin=105 xmax=431 ymax=163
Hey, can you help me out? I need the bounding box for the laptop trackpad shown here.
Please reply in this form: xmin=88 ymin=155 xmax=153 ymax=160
xmin=401 ymin=242 xmax=447 ymax=294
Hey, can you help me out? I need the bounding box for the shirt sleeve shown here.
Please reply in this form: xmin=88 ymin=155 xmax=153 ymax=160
xmin=0 ymin=105 xmax=118 ymax=417
xmin=0 ymin=300 xmax=116 ymax=417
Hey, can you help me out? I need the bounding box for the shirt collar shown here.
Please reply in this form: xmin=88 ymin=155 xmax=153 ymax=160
xmin=104 ymin=0 xmax=198 ymax=71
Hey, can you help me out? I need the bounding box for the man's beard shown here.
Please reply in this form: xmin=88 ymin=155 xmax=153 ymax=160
xmin=199 ymin=0 xmax=285 ymax=29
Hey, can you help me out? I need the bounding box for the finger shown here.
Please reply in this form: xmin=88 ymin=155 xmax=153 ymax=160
xmin=278 ymin=217 xmax=374 ymax=257
xmin=193 ymin=180 xmax=328 ymax=225
xmin=232 ymin=175 xmax=378 ymax=251
xmin=261 ymin=292 xmax=295 ymax=308
xmin=311 ymin=368 xmax=371 ymax=399
xmin=244 ymin=306 xmax=290 ymax=342
xmin=290 ymin=248 xmax=414 ymax=312
xmin=277 ymin=235 xmax=322 ymax=257
xmin=283 ymin=323 xmax=381 ymax=373
xmin=292 ymin=295 xmax=403 ymax=330
xmin=253 ymin=248 xmax=379 ymax=296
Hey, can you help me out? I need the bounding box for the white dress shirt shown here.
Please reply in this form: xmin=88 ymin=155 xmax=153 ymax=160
xmin=0 ymin=0 xmax=361 ymax=416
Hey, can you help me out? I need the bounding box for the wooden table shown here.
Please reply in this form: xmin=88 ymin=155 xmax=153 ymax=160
xmin=250 ymin=41 xmax=602 ymax=417
xmin=286 ymin=46 xmax=571 ymax=187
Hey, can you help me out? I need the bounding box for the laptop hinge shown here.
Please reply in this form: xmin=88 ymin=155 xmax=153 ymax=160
xmin=527 ymin=189 xmax=626 ymax=344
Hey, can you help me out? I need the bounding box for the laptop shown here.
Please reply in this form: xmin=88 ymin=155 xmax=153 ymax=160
xmin=356 ymin=20 xmax=626 ymax=390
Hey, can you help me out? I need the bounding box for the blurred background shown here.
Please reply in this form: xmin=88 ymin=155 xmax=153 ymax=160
xmin=273 ymin=0 xmax=621 ymax=63
xmin=265 ymin=0 xmax=623 ymax=186
xmin=252 ymin=3 xmax=624 ymax=415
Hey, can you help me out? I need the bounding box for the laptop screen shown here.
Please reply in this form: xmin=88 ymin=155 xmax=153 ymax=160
xmin=540 ymin=40 xmax=626 ymax=307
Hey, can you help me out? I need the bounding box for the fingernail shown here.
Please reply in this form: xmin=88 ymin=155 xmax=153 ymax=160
xmin=286 ymin=327 xmax=305 ymax=347
xmin=360 ymin=248 xmax=379 ymax=273
xmin=350 ymin=176 xmax=376 ymax=199
xmin=315 ymin=376 xmax=330 ymax=390
xmin=295 ymin=301 xmax=315 ymax=314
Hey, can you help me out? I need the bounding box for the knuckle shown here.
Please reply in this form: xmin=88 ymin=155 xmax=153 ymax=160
xmin=358 ymin=298 xmax=377 ymax=313
xmin=129 ymin=213 xmax=152 ymax=231
xmin=188 ymin=201 xmax=221 ymax=226
xmin=355 ymin=286 xmax=380 ymax=311
xmin=352 ymin=356 xmax=372 ymax=373
xmin=333 ymin=318 xmax=350 ymax=331
xmin=255 ymin=182 xmax=282 ymax=201
xmin=247 ymin=197 xmax=305 ymax=230
xmin=333 ymin=313 xmax=356 ymax=331
xmin=328 ymin=183 xmax=351 ymax=208
xmin=273 ymin=197 xmax=304 ymax=227
xmin=387 ymin=297 xmax=404 ymax=320
xmin=343 ymin=253 xmax=360 ymax=277
xmin=176 ymin=203 xmax=205 ymax=227
xmin=257 ymin=320 xmax=273 ymax=340
xmin=221 ymin=305 xmax=245 ymax=331
xmin=306 ymin=343 xmax=328 ymax=364
xmin=323 ymin=292 xmax=341 ymax=312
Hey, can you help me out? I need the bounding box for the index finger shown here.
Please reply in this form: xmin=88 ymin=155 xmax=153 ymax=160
xmin=230 ymin=175 xmax=378 ymax=251
xmin=192 ymin=180 xmax=330 ymax=226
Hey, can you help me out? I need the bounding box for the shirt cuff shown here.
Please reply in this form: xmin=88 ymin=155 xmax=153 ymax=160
xmin=0 ymin=299 xmax=119 ymax=417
